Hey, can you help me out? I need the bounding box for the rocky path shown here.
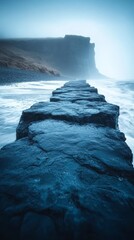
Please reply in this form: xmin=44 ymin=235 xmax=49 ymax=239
xmin=0 ymin=80 xmax=134 ymax=240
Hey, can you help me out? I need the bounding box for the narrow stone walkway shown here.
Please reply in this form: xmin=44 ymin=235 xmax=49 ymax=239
xmin=0 ymin=80 xmax=134 ymax=240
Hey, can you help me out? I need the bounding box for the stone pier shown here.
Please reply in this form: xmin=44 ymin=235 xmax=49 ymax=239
xmin=0 ymin=80 xmax=134 ymax=240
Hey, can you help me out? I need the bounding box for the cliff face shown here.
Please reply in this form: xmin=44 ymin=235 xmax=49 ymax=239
xmin=38 ymin=35 xmax=98 ymax=78
xmin=0 ymin=81 xmax=134 ymax=240
xmin=0 ymin=35 xmax=100 ymax=79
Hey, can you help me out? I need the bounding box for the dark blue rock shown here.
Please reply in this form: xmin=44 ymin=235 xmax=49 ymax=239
xmin=0 ymin=80 xmax=134 ymax=240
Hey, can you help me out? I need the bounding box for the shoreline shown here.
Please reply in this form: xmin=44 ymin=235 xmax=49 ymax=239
xmin=0 ymin=66 xmax=72 ymax=85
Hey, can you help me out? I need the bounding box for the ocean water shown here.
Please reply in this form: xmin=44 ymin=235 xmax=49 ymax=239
xmin=88 ymin=78 xmax=134 ymax=160
xmin=0 ymin=78 xmax=133 ymax=161
xmin=0 ymin=80 xmax=66 ymax=147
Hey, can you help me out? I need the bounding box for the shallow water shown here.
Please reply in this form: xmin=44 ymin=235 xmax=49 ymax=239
xmin=0 ymin=78 xmax=133 ymax=161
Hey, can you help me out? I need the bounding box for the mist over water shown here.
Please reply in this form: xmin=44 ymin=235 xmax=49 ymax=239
xmin=0 ymin=0 xmax=134 ymax=79
xmin=0 ymin=79 xmax=133 ymax=161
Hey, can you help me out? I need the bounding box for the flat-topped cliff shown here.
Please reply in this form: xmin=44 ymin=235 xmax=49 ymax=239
xmin=0 ymin=35 xmax=101 ymax=79
xmin=0 ymin=81 xmax=134 ymax=240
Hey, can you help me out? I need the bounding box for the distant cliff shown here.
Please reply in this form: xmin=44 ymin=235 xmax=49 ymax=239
xmin=0 ymin=35 xmax=102 ymax=79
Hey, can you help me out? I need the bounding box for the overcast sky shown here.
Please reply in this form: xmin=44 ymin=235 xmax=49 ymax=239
xmin=0 ymin=0 xmax=134 ymax=79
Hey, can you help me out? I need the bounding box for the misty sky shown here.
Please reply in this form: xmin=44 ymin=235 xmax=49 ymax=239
xmin=0 ymin=0 xmax=134 ymax=79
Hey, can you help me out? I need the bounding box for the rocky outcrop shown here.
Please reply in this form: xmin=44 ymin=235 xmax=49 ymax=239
xmin=0 ymin=44 xmax=60 ymax=77
xmin=0 ymin=80 xmax=134 ymax=240
xmin=0 ymin=35 xmax=101 ymax=79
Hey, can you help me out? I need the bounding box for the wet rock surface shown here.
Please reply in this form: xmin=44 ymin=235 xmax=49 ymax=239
xmin=0 ymin=80 xmax=134 ymax=240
